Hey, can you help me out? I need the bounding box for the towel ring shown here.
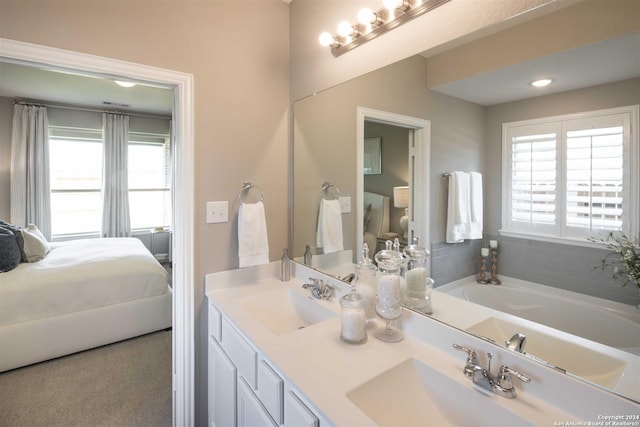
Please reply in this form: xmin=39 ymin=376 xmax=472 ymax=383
xmin=239 ymin=181 xmax=264 ymax=205
xmin=321 ymin=181 xmax=340 ymax=201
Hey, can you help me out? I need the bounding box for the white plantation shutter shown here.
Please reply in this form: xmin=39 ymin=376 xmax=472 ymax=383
xmin=506 ymin=123 xmax=560 ymax=235
xmin=565 ymin=123 xmax=625 ymax=235
xmin=503 ymin=106 xmax=636 ymax=241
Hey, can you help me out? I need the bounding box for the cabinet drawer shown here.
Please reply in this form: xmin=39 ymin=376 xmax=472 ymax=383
xmin=208 ymin=300 xmax=222 ymax=342
xmin=284 ymin=390 xmax=318 ymax=427
xmin=258 ymin=360 xmax=284 ymax=424
xmin=221 ymin=317 xmax=257 ymax=388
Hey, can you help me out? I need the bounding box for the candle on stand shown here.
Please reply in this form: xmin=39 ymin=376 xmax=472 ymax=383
xmin=481 ymin=247 xmax=489 ymax=257
xmin=489 ymin=240 xmax=498 ymax=249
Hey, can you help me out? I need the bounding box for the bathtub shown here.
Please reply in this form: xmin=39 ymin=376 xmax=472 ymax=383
xmin=436 ymin=276 xmax=640 ymax=400
xmin=438 ymin=276 xmax=640 ymax=354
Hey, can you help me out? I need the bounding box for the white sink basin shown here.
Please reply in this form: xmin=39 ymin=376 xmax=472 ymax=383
xmin=347 ymin=358 xmax=534 ymax=427
xmin=236 ymin=287 xmax=336 ymax=335
xmin=467 ymin=317 xmax=627 ymax=388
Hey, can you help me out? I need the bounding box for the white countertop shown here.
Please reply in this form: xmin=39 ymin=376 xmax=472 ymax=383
xmin=204 ymin=263 xmax=640 ymax=426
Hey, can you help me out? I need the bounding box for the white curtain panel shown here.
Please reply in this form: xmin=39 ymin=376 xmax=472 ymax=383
xmin=10 ymin=104 xmax=51 ymax=240
xmin=101 ymin=113 xmax=131 ymax=238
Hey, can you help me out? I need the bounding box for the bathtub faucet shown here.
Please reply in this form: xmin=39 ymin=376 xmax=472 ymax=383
xmin=506 ymin=333 xmax=527 ymax=353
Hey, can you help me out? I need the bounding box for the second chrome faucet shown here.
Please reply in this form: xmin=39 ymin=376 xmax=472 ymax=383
xmin=453 ymin=343 xmax=531 ymax=399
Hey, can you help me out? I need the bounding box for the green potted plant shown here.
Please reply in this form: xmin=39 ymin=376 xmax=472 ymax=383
xmin=590 ymin=232 xmax=640 ymax=289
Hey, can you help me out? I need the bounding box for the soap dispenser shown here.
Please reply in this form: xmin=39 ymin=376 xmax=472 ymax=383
xmin=354 ymin=243 xmax=377 ymax=320
xmin=403 ymin=237 xmax=434 ymax=314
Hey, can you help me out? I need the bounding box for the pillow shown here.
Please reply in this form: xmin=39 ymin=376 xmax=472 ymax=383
xmin=21 ymin=224 xmax=51 ymax=263
xmin=0 ymin=226 xmax=22 ymax=272
xmin=0 ymin=220 xmax=25 ymax=261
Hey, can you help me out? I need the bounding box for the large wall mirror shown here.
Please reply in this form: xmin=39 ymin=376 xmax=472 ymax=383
xmin=293 ymin=2 xmax=640 ymax=403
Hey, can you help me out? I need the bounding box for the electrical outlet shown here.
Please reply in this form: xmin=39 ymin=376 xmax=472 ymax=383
xmin=206 ymin=201 xmax=228 ymax=223
xmin=339 ymin=196 xmax=351 ymax=213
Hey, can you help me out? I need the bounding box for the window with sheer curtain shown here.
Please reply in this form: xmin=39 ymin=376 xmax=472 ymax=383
xmin=49 ymin=127 xmax=171 ymax=237
xmin=502 ymin=105 xmax=638 ymax=242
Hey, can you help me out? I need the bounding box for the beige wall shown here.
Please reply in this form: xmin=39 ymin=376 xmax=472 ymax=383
xmin=293 ymin=55 xmax=485 ymax=257
xmin=0 ymin=1 xmax=289 ymax=423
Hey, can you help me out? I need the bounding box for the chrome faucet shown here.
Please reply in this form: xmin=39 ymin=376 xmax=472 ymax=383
xmin=302 ymin=278 xmax=335 ymax=301
xmin=505 ymin=333 xmax=527 ymax=353
xmin=453 ymin=344 xmax=531 ymax=398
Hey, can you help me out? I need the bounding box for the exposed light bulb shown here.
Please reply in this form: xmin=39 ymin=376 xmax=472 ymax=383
xmin=358 ymin=7 xmax=383 ymax=27
xmin=319 ymin=32 xmax=336 ymax=47
xmin=357 ymin=8 xmax=374 ymax=25
xmin=115 ymin=80 xmax=136 ymax=88
xmin=531 ymin=78 xmax=554 ymax=87
xmin=383 ymin=0 xmax=402 ymax=10
xmin=337 ymin=21 xmax=355 ymax=38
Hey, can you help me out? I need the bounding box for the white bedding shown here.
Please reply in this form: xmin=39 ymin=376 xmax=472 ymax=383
xmin=0 ymin=237 xmax=169 ymax=326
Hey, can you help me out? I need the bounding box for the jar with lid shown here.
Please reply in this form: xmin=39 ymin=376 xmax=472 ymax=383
xmin=354 ymin=243 xmax=377 ymax=320
xmin=403 ymin=237 xmax=434 ymax=314
xmin=373 ymin=241 xmax=404 ymax=342
xmin=340 ymin=285 xmax=367 ymax=344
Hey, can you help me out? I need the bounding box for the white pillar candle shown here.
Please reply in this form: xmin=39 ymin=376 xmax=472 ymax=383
xmin=341 ymin=308 xmax=366 ymax=343
xmin=406 ymin=267 xmax=426 ymax=292
xmin=489 ymin=240 xmax=498 ymax=249
xmin=481 ymin=247 xmax=489 ymax=257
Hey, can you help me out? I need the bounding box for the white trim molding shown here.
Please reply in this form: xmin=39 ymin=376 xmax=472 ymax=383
xmin=0 ymin=38 xmax=195 ymax=426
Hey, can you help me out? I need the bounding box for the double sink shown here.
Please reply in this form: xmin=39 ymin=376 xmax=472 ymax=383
xmin=233 ymin=284 xmax=538 ymax=426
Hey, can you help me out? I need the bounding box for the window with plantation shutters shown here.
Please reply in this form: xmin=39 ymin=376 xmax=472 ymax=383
xmin=502 ymin=105 xmax=638 ymax=243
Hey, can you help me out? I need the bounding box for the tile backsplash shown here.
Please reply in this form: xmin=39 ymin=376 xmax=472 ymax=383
xmin=431 ymin=234 xmax=639 ymax=307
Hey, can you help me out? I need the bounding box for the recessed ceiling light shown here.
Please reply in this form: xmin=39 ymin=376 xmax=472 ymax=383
xmin=530 ymin=78 xmax=554 ymax=88
xmin=115 ymin=80 xmax=136 ymax=88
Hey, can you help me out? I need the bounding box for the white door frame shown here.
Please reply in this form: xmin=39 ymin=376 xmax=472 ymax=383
xmin=0 ymin=38 xmax=195 ymax=426
xmin=356 ymin=107 xmax=431 ymax=271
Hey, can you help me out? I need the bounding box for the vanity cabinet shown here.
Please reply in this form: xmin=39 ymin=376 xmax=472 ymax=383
xmin=208 ymin=298 xmax=321 ymax=427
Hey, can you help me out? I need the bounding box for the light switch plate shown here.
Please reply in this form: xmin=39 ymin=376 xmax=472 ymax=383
xmin=206 ymin=201 xmax=228 ymax=223
xmin=339 ymin=196 xmax=351 ymax=213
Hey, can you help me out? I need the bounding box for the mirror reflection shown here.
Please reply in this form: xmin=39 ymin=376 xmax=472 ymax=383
xmin=293 ymin=3 xmax=639 ymax=403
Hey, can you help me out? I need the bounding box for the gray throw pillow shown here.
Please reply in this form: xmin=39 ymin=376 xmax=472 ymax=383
xmin=0 ymin=226 xmax=22 ymax=272
xmin=0 ymin=220 xmax=25 ymax=262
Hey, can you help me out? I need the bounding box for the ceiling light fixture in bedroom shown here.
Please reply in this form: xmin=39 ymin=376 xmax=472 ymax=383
xmin=115 ymin=80 xmax=136 ymax=88
xmin=319 ymin=0 xmax=450 ymax=57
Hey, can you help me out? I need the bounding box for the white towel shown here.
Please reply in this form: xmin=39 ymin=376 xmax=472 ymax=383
xmin=469 ymin=171 xmax=483 ymax=239
xmin=316 ymin=198 xmax=344 ymax=254
xmin=447 ymin=171 xmax=484 ymax=243
xmin=238 ymin=201 xmax=269 ymax=268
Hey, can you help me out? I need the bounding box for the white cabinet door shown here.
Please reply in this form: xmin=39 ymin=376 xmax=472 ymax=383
xmin=257 ymin=360 xmax=284 ymax=424
xmin=284 ymin=391 xmax=319 ymax=427
xmin=238 ymin=376 xmax=277 ymax=427
xmin=209 ymin=337 xmax=237 ymax=427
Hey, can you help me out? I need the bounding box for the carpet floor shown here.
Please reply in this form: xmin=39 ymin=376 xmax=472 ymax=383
xmin=0 ymin=330 xmax=172 ymax=427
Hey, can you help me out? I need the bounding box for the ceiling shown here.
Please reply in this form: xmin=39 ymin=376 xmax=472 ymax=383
xmin=0 ymin=61 xmax=174 ymax=115
xmin=0 ymin=32 xmax=638 ymax=112
xmin=429 ymin=31 xmax=640 ymax=106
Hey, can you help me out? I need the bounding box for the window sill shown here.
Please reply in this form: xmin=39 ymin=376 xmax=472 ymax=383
xmin=498 ymin=230 xmax=606 ymax=249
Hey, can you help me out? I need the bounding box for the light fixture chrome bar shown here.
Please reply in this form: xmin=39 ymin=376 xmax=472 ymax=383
xmin=330 ymin=0 xmax=451 ymax=57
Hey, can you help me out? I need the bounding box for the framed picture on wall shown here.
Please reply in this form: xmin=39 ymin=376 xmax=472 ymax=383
xmin=364 ymin=137 xmax=381 ymax=175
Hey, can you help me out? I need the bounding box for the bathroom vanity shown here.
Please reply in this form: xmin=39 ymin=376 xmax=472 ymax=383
xmin=206 ymin=262 xmax=639 ymax=427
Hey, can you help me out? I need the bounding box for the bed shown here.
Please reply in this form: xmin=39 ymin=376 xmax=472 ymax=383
xmin=0 ymin=237 xmax=172 ymax=372
xmin=363 ymin=191 xmax=390 ymax=256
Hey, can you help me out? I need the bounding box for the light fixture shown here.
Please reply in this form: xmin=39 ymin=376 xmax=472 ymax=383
xmin=530 ymin=78 xmax=554 ymax=88
xmin=320 ymin=0 xmax=450 ymax=57
xmin=115 ymin=80 xmax=136 ymax=88
xmin=393 ymin=186 xmax=409 ymax=240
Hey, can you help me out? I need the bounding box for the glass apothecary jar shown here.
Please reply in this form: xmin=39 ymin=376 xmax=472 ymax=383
xmin=354 ymin=243 xmax=377 ymax=320
xmin=403 ymin=237 xmax=434 ymax=314
xmin=340 ymin=288 xmax=367 ymax=344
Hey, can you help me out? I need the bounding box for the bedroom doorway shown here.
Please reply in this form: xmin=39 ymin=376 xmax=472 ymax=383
xmin=356 ymin=107 xmax=431 ymax=272
xmin=0 ymin=39 xmax=195 ymax=425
